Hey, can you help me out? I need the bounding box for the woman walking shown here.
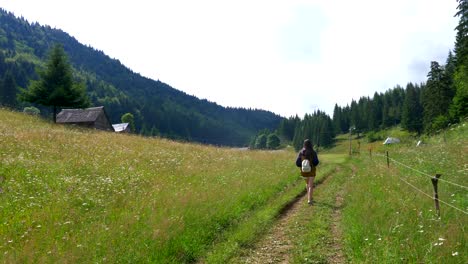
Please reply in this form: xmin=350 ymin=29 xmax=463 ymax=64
xmin=296 ymin=139 xmax=319 ymax=204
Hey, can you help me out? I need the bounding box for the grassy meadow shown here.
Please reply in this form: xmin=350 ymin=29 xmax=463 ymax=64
xmin=341 ymin=122 xmax=467 ymax=263
xmin=0 ymin=109 xmax=301 ymax=263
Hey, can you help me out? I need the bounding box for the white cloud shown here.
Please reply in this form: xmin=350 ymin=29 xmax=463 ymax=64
xmin=1 ymin=0 xmax=459 ymax=117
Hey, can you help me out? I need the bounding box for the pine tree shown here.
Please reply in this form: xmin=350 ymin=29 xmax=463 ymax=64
xmin=19 ymin=44 xmax=90 ymax=122
xmin=390 ymin=86 xmax=405 ymax=124
xmin=402 ymin=83 xmax=423 ymax=133
xmin=349 ymin=100 xmax=360 ymax=130
xmin=370 ymin=92 xmax=383 ymax=130
xmin=0 ymin=71 xmax=17 ymax=108
xmin=381 ymin=94 xmax=392 ymax=128
xmin=450 ymin=0 xmax=468 ymax=120
xmin=421 ymin=61 xmax=452 ymax=131
xmin=332 ymin=104 xmax=342 ymax=134
xmin=454 ymin=0 xmax=468 ymax=68
xmin=0 ymin=51 xmax=6 ymax=75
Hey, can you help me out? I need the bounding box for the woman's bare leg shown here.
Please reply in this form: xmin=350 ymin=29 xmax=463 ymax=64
xmin=307 ymin=177 xmax=315 ymax=204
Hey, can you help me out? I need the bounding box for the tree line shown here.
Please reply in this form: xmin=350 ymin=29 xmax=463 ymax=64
xmin=274 ymin=110 xmax=335 ymax=151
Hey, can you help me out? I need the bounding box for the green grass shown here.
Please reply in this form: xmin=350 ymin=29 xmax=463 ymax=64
xmin=1 ymin=108 xmax=466 ymax=263
xmin=203 ymin=153 xmax=346 ymax=263
xmin=341 ymin=122 xmax=468 ymax=263
xmin=0 ymin=109 xmax=299 ymax=263
xmin=287 ymin=154 xmax=350 ymax=263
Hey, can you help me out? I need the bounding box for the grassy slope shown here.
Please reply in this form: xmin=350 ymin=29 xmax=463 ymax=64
xmin=0 ymin=109 xmax=298 ymax=263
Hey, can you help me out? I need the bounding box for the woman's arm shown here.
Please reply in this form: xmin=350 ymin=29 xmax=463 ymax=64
xmin=312 ymin=151 xmax=319 ymax=166
xmin=295 ymin=152 xmax=302 ymax=167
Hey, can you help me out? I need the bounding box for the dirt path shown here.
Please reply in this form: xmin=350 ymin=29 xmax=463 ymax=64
xmin=233 ymin=167 xmax=348 ymax=264
xmin=329 ymin=189 xmax=346 ymax=263
xmin=235 ymin=191 xmax=307 ymax=264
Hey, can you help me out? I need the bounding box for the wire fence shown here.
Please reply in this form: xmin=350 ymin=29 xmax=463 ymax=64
xmin=374 ymin=153 xmax=468 ymax=190
xmin=372 ymin=151 xmax=468 ymax=215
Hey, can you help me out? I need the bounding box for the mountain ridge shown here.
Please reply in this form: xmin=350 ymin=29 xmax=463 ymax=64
xmin=0 ymin=8 xmax=283 ymax=146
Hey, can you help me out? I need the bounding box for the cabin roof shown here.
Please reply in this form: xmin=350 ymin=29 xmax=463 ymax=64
xmin=56 ymin=106 xmax=105 ymax=123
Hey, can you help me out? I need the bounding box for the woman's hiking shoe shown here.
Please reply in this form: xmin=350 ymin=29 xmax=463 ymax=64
xmin=308 ymin=200 xmax=314 ymax=205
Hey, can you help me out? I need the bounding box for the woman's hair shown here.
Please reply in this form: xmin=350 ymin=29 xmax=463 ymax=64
xmin=303 ymin=139 xmax=313 ymax=160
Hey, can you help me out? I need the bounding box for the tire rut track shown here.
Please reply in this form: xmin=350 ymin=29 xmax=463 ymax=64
xmin=233 ymin=167 xmax=346 ymax=264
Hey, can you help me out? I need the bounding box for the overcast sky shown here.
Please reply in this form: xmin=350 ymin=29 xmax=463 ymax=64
xmin=1 ymin=0 xmax=459 ymax=117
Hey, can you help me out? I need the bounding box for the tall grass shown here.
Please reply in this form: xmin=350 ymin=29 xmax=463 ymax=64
xmin=342 ymin=122 xmax=467 ymax=263
xmin=0 ymin=109 xmax=299 ymax=263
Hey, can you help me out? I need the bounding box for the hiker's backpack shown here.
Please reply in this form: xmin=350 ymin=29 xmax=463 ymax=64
xmin=302 ymin=159 xmax=312 ymax=173
xmin=300 ymin=155 xmax=316 ymax=177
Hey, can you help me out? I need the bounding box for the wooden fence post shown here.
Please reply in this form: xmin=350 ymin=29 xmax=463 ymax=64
xmin=349 ymin=133 xmax=352 ymax=156
xmin=431 ymin=174 xmax=442 ymax=217
xmin=369 ymin=148 xmax=372 ymax=159
xmin=386 ymin=151 xmax=390 ymax=168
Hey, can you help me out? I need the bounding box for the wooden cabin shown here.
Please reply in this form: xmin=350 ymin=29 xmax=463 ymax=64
xmin=56 ymin=106 xmax=114 ymax=131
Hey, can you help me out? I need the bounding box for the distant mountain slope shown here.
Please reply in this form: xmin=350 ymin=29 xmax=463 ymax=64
xmin=0 ymin=8 xmax=282 ymax=146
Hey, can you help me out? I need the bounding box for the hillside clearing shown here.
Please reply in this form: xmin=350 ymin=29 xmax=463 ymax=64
xmin=0 ymin=109 xmax=298 ymax=263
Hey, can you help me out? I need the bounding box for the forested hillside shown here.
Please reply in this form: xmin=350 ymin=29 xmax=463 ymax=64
xmin=0 ymin=8 xmax=282 ymax=146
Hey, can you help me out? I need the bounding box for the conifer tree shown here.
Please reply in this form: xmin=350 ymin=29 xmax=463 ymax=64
xmin=19 ymin=44 xmax=90 ymax=122
xmin=450 ymin=0 xmax=468 ymax=120
xmin=402 ymin=83 xmax=423 ymax=133
xmin=349 ymin=100 xmax=360 ymax=130
xmin=370 ymin=92 xmax=383 ymax=130
xmin=0 ymin=51 xmax=6 ymax=75
xmin=421 ymin=61 xmax=452 ymax=131
xmin=0 ymin=71 xmax=17 ymax=107
xmin=332 ymin=104 xmax=342 ymax=134
xmin=454 ymin=0 xmax=468 ymax=68
xmin=381 ymin=95 xmax=392 ymax=128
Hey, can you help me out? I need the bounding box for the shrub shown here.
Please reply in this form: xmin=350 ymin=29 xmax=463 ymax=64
xmin=433 ymin=115 xmax=450 ymax=131
xmin=254 ymin=134 xmax=267 ymax=149
xmin=266 ymin=134 xmax=280 ymax=149
xmin=367 ymin=131 xmax=381 ymax=143
xmin=23 ymin=106 xmax=40 ymax=115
